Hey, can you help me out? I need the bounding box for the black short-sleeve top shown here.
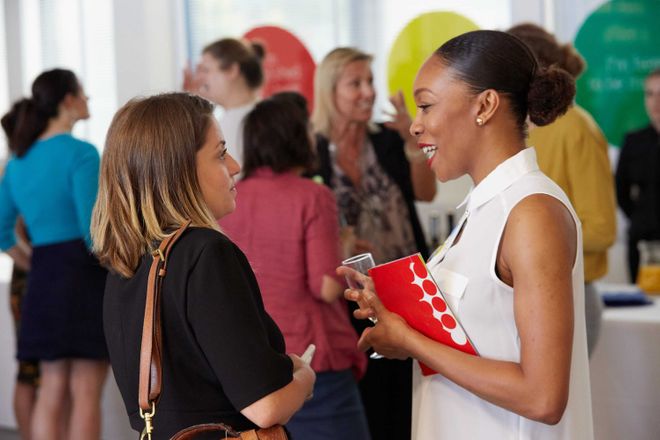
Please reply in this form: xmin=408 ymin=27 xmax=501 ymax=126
xmin=103 ymin=228 xmax=293 ymax=439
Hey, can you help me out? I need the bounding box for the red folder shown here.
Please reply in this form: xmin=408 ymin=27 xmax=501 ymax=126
xmin=368 ymin=253 xmax=478 ymax=375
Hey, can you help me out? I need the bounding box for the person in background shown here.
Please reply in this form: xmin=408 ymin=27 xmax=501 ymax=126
xmin=93 ymin=93 xmax=315 ymax=439
xmin=508 ymin=23 xmax=616 ymax=356
xmin=311 ymin=46 xmax=436 ymax=440
xmin=0 ymin=68 xmax=108 ymax=440
xmin=220 ymin=93 xmax=370 ymax=440
xmin=184 ymin=37 xmax=264 ymax=166
xmin=615 ymin=68 xmax=660 ymax=282
xmin=4 ymin=217 xmax=39 ymax=439
xmin=342 ymin=29 xmax=593 ymax=439
xmin=2 ymin=106 xmax=40 ymax=439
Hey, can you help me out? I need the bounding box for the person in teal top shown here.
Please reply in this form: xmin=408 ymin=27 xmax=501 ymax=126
xmin=0 ymin=68 xmax=108 ymax=440
xmin=0 ymin=132 xmax=99 ymax=249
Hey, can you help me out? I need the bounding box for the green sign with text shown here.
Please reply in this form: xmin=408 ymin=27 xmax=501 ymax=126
xmin=575 ymin=0 xmax=660 ymax=146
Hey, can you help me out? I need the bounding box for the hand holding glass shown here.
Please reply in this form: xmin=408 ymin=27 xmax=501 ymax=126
xmin=342 ymin=253 xmax=375 ymax=290
xmin=341 ymin=253 xmax=383 ymax=359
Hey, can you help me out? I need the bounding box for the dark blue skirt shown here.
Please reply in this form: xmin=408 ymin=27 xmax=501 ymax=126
xmin=17 ymin=239 xmax=108 ymax=361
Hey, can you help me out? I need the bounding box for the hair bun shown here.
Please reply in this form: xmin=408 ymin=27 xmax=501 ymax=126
xmin=527 ymin=65 xmax=575 ymax=126
xmin=250 ymin=41 xmax=265 ymax=61
xmin=559 ymin=44 xmax=585 ymax=78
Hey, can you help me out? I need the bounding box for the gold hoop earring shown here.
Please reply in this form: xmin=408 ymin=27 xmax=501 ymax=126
xmin=476 ymin=117 xmax=484 ymax=126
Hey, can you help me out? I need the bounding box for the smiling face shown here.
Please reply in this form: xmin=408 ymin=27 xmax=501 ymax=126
xmin=333 ymin=60 xmax=376 ymax=124
xmin=410 ymin=57 xmax=478 ymax=182
xmin=196 ymin=118 xmax=241 ymax=220
xmin=196 ymin=52 xmax=233 ymax=105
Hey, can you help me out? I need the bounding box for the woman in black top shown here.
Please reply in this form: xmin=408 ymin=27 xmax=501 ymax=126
xmin=91 ymin=93 xmax=315 ymax=439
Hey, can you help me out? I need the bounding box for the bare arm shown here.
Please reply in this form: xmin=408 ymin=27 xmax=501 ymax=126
xmin=342 ymin=194 xmax=576 ymax=424
xmin=319 ymin=275 xmax=344 ymax=303
xmin=241 ymin=354 xmax=315 ymax=427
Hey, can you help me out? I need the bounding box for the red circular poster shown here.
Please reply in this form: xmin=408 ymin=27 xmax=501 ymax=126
xmin=243 ymin=26 xmax=316 ymax=109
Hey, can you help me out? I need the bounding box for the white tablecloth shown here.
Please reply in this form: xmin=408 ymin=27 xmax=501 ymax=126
xmin=590 ymin=294 xmax=660 ymax=440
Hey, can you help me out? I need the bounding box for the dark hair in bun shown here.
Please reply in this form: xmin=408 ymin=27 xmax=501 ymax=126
xmin=1 ymin=68 xmax=79 ymax=156
xmin=249 ymin=41 xmax=265 ymax=61
xmin=527 ymin=65 xmax=575 ymax=126
xmin=203 ymin=38 xmax=266 ymax=90
xmin=434 ymin=30 xmax=575 ymax=136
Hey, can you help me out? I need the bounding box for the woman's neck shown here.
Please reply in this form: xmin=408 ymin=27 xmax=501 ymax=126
xmin=469 ymin=127 xmax=526 ymax=186
xmin=39 ymin=116 xmax=74 ymax=140
xmin=222 ymin=86 xmax=258 ymax=109
xmin=330 ymin=118 xmax=367 ymax=143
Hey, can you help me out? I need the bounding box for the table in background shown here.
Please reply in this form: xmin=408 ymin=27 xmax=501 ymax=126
xmin=590 ymin=291 xmax=660 ymax=440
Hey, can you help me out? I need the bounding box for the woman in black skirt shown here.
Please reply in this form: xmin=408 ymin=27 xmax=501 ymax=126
xmin=0 ymin=69 xmax=108 ymax=439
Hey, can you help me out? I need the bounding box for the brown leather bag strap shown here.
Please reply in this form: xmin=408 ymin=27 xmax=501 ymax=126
xmin=137 ymin=221 xmax=288 ymax=440
xmin=138 ymin=221 xmax=191 ymax=411
xmin=171 ymin=425 xmax=287 ymax=440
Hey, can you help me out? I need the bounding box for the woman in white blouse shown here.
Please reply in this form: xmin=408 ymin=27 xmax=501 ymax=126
xmin=341 ymin=30 xmax=594 ymax=440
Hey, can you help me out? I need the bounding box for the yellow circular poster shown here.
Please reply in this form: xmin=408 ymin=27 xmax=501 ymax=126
xmin=388 ymin=12 xmax=479 ymax=116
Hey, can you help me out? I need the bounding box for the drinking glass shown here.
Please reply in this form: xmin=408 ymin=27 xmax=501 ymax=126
xmin=342 ymin=253 xmax=375 ymax=290
xmin=341 ymin=253 xmax=383 ymax=359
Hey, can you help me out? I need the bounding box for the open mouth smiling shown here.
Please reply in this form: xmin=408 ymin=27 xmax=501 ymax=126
xmin=420 ymin=144 xmax=437 ymax=160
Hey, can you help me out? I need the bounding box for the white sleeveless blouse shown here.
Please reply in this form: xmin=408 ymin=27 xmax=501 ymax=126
xmin=412 ymin=148 xmax=593 ymax=440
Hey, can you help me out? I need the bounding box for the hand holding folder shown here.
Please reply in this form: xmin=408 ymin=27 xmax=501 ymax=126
xmin=367 ymin=253 xmax=478 ymax=375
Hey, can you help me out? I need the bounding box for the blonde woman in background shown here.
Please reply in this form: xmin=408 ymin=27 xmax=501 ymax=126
xmin=311 ymin=47 xmax=436 ymax=440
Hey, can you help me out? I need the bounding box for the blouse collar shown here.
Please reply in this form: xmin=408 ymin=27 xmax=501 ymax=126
xmin=459 ymin=147 xmax=539 ymax=213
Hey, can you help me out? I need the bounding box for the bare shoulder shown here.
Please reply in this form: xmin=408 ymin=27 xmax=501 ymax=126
xmin=499 ymin=194 xmax=577 ymax=281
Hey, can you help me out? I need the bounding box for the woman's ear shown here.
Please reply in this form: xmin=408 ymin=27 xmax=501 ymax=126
xmin=225 ymin=62 xmax=241 ymax=80
xmin=59 ymin=93 xmax=78 ymax=118
xmin=474 ymin=89 xmax=500 ymax=126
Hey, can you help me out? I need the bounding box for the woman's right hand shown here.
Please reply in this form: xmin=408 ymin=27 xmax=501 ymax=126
xmin=288 ymin=354 xmax=315 ymax=400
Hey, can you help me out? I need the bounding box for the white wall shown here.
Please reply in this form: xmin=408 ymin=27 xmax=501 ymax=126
xmin=113 ymin=0 xmax=185 ymax=106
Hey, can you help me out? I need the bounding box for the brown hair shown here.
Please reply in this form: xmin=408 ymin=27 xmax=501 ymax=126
xmin=311 ymin=47 xmax=373 ymax=137
xmin=242 ymin=93 xmax=316 ymax=179
xmin=91 ymin=93 xmax=218 ymax=278
xmin=203 ymin=38 xmax=265 ymax=89
xmin=434 ymin=30 xmax=575 ymax=133
xmin=507 ymin=23 xmax=585 ymax=79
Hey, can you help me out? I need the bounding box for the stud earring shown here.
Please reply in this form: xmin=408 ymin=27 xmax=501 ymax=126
xmin=476 ymin=117 xmax=484 ymax=126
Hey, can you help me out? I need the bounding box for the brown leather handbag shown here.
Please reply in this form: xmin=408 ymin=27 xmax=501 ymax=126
xmin=138 ymin=222 xmax=288 ymax=440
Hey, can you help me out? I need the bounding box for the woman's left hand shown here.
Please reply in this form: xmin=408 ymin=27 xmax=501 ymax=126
xmin=383 ymin=90 xmax=413 ymax=143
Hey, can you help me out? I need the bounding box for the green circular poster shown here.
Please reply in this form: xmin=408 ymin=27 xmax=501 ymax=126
xmin=575 ymin=0 xmax=660 ymax=146
xmin=388 ymin=12 xmax=478 ymax=116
